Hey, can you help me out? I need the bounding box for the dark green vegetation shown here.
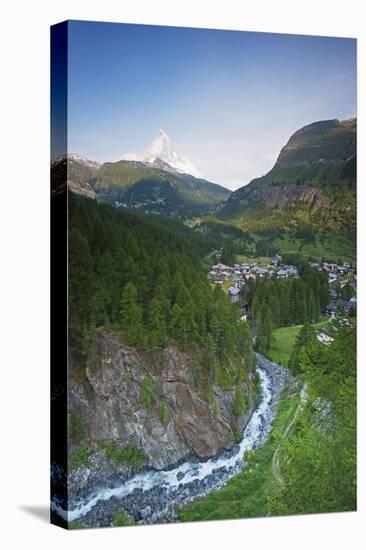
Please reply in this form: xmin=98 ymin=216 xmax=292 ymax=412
xmin=69 ymin=446 xmax=92 ymax=471
xmin=100 ymin=441 xmax=147 ymax=469
xmin=247 ymin=270 xmax=330 ymax=353
xmin=271 ymin=326 xmax=356 ymax=515
xmin=95 ymin=160 xmax=230 ymax=216
xmin=179 ymin=324 xmax=356 ymax=521
xmin=69 ymin=192 xmax=253 ymax=363
xmin=69 ymin=191 xmax=256 ymax=412
xmin=178 ymin=379 xmax=301 ymax=521
xmin=218 ymin=118 xmax=356 ymax=263
xmin=58 ymin=157 xmax=230 ymax=218
xmin=193 ymin=218 xmax=255 ymax=264
xmin=112 ymin=510 xmax=135 ymax=527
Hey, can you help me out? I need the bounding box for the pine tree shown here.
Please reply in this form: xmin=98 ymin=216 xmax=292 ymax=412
xmin=119 ymin=282 xmax=145 ymax=347
xmin=148 ymin=297 xmax=166 ymax=347
xmin=288 ymin=323 xmax=315 ymax=373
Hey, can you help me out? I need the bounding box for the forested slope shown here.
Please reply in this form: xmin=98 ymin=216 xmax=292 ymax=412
xmin=68 ymin=193 xmax=258 ymax=470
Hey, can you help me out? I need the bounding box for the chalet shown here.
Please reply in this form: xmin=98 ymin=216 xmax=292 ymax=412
xmin=228 ymin=286 xmax=240 ymax=303
xmin=207 ymin=270 xmax=217 ymax=281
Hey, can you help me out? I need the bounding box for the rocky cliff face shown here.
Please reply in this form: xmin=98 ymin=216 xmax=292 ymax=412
xmin=275 ymin=118 xmax=356 ymax=168
xmin=230 ymin=182 xmax=326 ymax=211
xmin=68 ymin=330 xmax=257 ymax=476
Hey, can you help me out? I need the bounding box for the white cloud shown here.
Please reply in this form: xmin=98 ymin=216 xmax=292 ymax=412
xmin=120 ymin=152 xmax=139 ymax=161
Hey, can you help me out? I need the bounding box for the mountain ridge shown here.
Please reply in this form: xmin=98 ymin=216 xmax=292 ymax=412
xmin=51 ymin=152 xmax=230 ymax=218
xmin=219 ymin=117 xmax=356 ymax=240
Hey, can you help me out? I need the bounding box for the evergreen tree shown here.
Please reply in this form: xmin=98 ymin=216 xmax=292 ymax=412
xmin=119 ymin=282 xmax=145 ymax=347
xmin=288 ymin=323 xmax=315 ymax=374
xmin=272 ymin=327 xmax=356 ymax=514
xmin=148 ymin=297 xmax=167 ymax=347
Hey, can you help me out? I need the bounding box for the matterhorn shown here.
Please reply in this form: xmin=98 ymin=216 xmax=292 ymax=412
xmin=122 ymin=129 xmax=203 ymax=179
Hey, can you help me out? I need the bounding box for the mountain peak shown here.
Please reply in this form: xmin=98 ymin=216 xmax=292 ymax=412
xmin=122 ymin=130 xmax=203 ymax=179
xmin=52 ymin=152 xmax=102 ymax=171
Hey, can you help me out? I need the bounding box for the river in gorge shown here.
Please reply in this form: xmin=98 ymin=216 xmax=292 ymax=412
xmin=52 ymin=354 xmax=288 ymax=527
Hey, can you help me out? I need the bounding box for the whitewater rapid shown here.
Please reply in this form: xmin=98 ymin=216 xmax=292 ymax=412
xmin=52 ymin=355 xmax=286 ymax=524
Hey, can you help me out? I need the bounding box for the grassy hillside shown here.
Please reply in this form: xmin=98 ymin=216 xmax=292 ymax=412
xmin=196 ymin=214 xmax=356 ymax=264
xmin=59 ymin=158 xmax=230 ymax=218
xmin=266 ymin=320 xmax=329 ymax=367
xmin=218 ymin=118 xmax=356 ymax=261
xmin=53 ymin=155 xmax=231 ymax=217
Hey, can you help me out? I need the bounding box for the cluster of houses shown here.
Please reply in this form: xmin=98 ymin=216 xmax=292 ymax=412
xmin=310 ymin=261 xmax=355 ymax=281
xmin=207 ymin=255 xmax=357 ymax=322
xmin=325 ymin=297 xmax=357 ymax=317
xmin=310 ymin=261 xmax=357 ymax=317
xmin=207 ymin=255 xmax=299 ymax=289
xmin=207 ymin=256 xmax=300 ymax=321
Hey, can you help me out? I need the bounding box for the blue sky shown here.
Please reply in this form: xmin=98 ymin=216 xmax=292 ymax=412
xmin=63 ymin=21 xmax=356 ymax=190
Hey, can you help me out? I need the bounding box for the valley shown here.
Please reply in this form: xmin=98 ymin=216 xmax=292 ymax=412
xmin=52 ymin=116 xmax=356 ymax=528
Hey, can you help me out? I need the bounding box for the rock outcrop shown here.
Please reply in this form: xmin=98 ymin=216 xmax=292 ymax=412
xmin=69 ymin=330 xmax=256 ymax=472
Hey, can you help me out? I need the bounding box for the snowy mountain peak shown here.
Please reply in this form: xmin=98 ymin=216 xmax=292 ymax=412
xmin=122 ymin=130 xmax=203 ymax=179
xmin=67 ymin=153 xmax=102 ymax=170
xmin=52 ymin=152 xmax=102 ymax=171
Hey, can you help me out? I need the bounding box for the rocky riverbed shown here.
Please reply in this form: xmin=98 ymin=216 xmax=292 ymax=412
xmin=52 ymin=354 xmax=287 ymax=528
